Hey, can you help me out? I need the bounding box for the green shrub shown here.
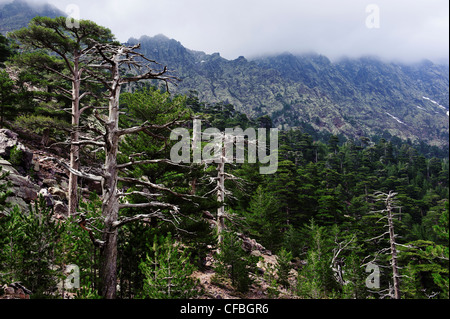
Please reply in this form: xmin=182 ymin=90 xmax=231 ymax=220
xmin=8 ymin=145 xmax=23 ymax=167
xmin=215 ymin=231 xmax=258 ymax=293
xmin=0 ymin=196 xmax=66 ymax=298
xmin=275 ymin=248 xmax=292 ymax=289
xmin=139 ymin=233 xmax=201 ymax=299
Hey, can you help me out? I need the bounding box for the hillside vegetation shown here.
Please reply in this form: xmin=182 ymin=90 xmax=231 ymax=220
xmin=126 ymin=35 xmax=449 ymax=147
xmin=0 ymin=3 xmax=448 ymax=301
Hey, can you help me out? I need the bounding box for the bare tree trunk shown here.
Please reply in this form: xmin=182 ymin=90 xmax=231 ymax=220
xmin=217 ymin=135 xmax=225 ymax=245
xmin=386 ymin=193 xmax=401 ymax=299
xmin=72 ymin=41 xmax=179 ymax=299
xmin=68 ymin=72 xmax=80 ymax=217
xmin=371 ymin=191 xmax=402 ymax=299
xmin=40 ymin=41 xmax=181 ymax=299
xmin=99 ymin=56 xmax=121 ymax=299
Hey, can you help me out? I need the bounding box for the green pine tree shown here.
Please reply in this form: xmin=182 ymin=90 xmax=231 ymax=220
xmin=0 ymin=69 xmax=15 ymax=127
xmin=0 ymin=196 xmax=66 ymax=298
xmin=139 ymin=233 xmax=200 ymax=299
xmin=275 ymin=248 xmax=293 ymax=289
xmin=214 ymin=231 xmax=258 ymax=294
xmin=243 ymin=185 xmax=283 ymax=252
xmin=296 ymin=219 xmax=335 ymax=298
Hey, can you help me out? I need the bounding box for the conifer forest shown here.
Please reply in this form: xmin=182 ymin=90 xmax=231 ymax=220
xmin=0 ymin=5 xmax=448 ymax=305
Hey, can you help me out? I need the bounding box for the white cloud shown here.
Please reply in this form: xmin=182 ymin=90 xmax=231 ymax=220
xmin=34 ymin=0 xmax=449 ymax=62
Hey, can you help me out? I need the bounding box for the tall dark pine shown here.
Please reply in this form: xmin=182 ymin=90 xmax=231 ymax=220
xmin=9 ymin=17 xmax=115 ymax=216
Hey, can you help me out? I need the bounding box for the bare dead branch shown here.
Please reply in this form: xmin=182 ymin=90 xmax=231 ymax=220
xmin=117 ymin=191 xmax=162 ymax=198
xmin=112 ymin=212 xmax=164 ymax=228
xmin=117 ymin=158 xmax=189 ymax=169
xmin=117 ymin=118 xmax=185 ymax=136
xmin=118 ymin=201 xmax=179 ymax=211
xmin=119 ymin=177 xmax=198 ymax=203
xmin=40 ymin=157 xmax=103 ymax=182
xmin=77 ymin=213 xmax=105 ymax=247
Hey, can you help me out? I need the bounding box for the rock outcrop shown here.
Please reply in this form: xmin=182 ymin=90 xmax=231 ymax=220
xmin=0 ymin=129 xmax=34 ymax=175
xmin=0 ymin=128 xmax=69 ymax=215
xmin=0 ymin=282 xmax=32 ymax=299
xmin=1 ymin=158 xmax=39 ymax=212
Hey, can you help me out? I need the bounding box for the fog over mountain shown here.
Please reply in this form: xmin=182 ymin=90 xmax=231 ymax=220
xmin=123 ymin=34 xmax=449 ymax=146
xmin=23 ymin=0 xmax=450 ymax=64
xmin=0 ymin=0 xmax=64 ymax=34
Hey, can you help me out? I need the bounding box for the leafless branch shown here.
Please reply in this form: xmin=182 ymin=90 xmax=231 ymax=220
xmin=112 ymin=212 xmax=164 ymax=228
xmin=117 ymin=158 xmax=189 ymax=169
xmin=76 ymin=213 xmax=105 ymax=247
xmin=119 ymin=177 xmax=199 ymax=203
xmin=40 ymin=157 xmax=102 ymax=182
xmin=119 ymin=201 xmax=179 ymax=210
xmin=117 ymin=118 xmax=185 ymax=136
xmin=117 ymin=191 xmax=162 ymax=198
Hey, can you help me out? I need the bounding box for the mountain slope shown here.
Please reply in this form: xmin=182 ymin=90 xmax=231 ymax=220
xmin=0 ymin=0 xmax=64 ymax=35
xmin=127 ymin=35 xmax=449 ymax=147
xmin=1 ymin=0 xmax=447 ymax=147
xmin=255 ymin=53 xmax=449 ymax=143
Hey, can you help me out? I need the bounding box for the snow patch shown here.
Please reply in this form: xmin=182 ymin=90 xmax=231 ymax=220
xmin=423 ymin=96 xmax=447 ymax=111
xmin=385 ymin=112 xmax=406 ymax=125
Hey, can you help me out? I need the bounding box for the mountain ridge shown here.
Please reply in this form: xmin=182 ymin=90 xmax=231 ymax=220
xmin=0 ymin=0 xmax=448 ymax=147
xmin=127 ymin=34 xmax=449 ymax=147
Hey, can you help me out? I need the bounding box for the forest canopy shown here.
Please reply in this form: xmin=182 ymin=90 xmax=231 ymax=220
xmin=0 ymin=17 xmax=448 ymax=300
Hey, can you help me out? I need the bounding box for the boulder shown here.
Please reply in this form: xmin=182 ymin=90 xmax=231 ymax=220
xmin=42 ymin=178 xmax=58 ymax=187
xmin=0 ymin=282 xmax=32 ymax=299
xmin=48 ymin=186 xmax=67 ymax=201
xmin=0 ymin=129 xmax=33 ymax=175
xmin=237 ymin=233 xmax=269 ymax=254
xmin=0 ymin=129 xmax=20 ymax=156
xmin=54 ymin=200 xmax=68 ymax=217
xmin=1 ymin=159 xmax=39 ymax=213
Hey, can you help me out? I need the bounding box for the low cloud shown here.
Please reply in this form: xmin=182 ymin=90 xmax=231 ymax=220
xmin=35 ymin=0 xmax=449 ymax=63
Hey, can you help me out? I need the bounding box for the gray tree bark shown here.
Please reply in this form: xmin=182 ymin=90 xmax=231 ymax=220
xmin=68 ymin=54 xmax=81 ymax=217
xmin=90 ymin=42 xmax=178 ymax=299
xmin=371 ymin=190 xmax=402 ymax=299
xmin=98 ymin=52 xmax=121 ymax=299
xmin=385 ymin=191 xmax=401 ymax=299
xmin=45 ymin=41 xmax=180 ymax=299
xmin=217 ymin=135 xmax=226 ymax=245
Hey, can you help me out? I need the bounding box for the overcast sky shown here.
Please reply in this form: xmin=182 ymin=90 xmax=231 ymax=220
xmin=19 ymin=0 xmax=450 ymax=63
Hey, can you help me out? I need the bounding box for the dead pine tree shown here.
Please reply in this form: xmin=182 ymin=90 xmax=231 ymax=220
xmin=193 ymin=122 xmax=248 ymax=247
xmin=366 ymin=190 xmax=402 ymax=299
xmin=330 ymin=232 xmax=356 ymax=288
xmin=216 ymin=137 xmax=227 ymax=245
xmin=200 ymin=131 xmax=234 ymax=246
xmin=42 ymin=42 xmax=191 ymax=299
xmin=10 ymin=17 xmax=115 ymax=216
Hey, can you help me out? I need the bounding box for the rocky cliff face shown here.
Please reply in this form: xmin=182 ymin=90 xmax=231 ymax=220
xmin=127 ymin=35 xmax=449 ymax=147
xmin=0 ymin=128 xmax=69 ymax=215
